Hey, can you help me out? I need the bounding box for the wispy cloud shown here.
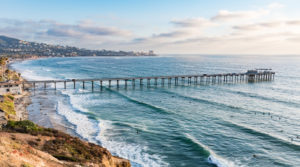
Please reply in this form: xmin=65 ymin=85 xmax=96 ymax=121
xmin=211 ymin=9 xmax=269 ymax=21
xmin=171 ymin=18 xmax=213 ymax=28
xmin=0 ymin=18 xmax=131 ymax=48
xmin=268 ymin=2 xmax=285 ymax=9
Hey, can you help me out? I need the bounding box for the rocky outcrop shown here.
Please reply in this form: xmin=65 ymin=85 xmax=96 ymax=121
xmin=0 ymin=120 xmax=131 ymax=167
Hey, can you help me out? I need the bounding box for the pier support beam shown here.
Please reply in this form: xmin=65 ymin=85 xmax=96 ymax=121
xmin=83 ymin=81 xmax=85 ymax=89
xmin=100 ymin=80 xmax=103 ymax=91
xmin=92 ymin=81 xmax=94 ymax=91
xmin=168 ymin=78 xmax=171 ymax=85
xmin=147 ymin=78 xmax=150 ymax=87
xmin=140 ymin=79 xmax=143 ymax=86
xmin=64 ymin=81 xmax=66 ymax=89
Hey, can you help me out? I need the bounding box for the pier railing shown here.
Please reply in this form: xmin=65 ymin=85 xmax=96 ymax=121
xmin=15 ymin=71 xmax=275 ymax=91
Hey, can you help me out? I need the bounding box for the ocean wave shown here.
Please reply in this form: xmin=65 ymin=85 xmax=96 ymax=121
xmin=56 ymin=101 xmax=99 ymax=142
xmin=96 ymin=120 xmax=169 ymax=167
xmin=60 ymin=89 xmax=91 ymax=113
xmin=160 ymin=89 xmax=300 ymax=123
xmin=220 ymin=120 xmax=300 ymax=150
xmin=183 ymin=133 xmax=237 ymax=167
xmin=105 ymin=88 xmax=172 ymax=115
xmin=223 ymin=88 xmax=300 ymax=109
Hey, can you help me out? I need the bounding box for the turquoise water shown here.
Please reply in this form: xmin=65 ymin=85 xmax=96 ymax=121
xmin=12 ymin=55 xmax=300 ymax=167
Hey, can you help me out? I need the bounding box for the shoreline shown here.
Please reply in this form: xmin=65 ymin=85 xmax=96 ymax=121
xmin=8 ymin=58 xmax=77 ymax=134
xmin=4 ymin=58 xmax=132 ymax=167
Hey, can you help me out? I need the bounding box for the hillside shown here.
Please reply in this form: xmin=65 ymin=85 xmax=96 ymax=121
xmin=0 ymin=35 xmax=156 ymax=58
xmin=0 ymin=120 xmax=131 ymax=167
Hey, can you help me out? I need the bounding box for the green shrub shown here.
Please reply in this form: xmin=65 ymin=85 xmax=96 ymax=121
xmin=21 ymin=163 xmax=34 ymax=167
xmin=53 ymin=154 xmax=78 ymax=162
xmin=6 ymin=94 xmax=14 ymax=101
xmin=0 ymin=95 xmax=16 ymax=116
xmin=5 ymin=120 xmax=41 ymax=133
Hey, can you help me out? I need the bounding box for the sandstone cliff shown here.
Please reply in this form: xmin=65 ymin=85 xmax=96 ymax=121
xmin=0 ymin=120 xmax=131 ymax=167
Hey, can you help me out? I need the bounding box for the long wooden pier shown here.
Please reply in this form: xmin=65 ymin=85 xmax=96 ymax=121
xmin=17 ymin=70 xmax=275 ymax=91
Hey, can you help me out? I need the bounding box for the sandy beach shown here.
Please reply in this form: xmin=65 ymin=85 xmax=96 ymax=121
xmin=8 ymin=59 xmax=76 ymax=136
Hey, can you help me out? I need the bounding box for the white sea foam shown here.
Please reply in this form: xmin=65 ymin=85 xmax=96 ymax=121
xmin=96 ymin=120 xmax=169 ymax=167
xmin=60 ymin=90 xmax=91 ymax=113
xmin=56 ymin=100 xmax=98 ymax=142
xmin=11 ymin=62 xmax=55 ymax=81
xmin=59 ymin=89 xmax=168 ymax=167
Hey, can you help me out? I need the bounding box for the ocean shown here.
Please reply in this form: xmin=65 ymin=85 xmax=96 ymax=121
xmin=11 ymin=55 xmax=300 ymax=167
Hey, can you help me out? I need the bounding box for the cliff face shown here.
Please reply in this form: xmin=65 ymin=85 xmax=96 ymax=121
xmin=0 ymin=120 xmax=131 ymax=167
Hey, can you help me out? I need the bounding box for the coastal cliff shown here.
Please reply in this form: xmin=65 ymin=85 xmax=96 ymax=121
xmin=0 ymin=120 xmax=131 ymax=167
xmin=0 ymin=59 xmax=131 ymax=167
xmin=0 ymin=91 xmax=131 ymax=167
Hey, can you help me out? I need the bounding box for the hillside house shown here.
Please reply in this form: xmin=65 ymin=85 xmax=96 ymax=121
xmin=0 ymin=82 xmax=22 ymax=95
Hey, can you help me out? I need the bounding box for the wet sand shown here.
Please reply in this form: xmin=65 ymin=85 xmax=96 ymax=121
xmin=27 ymin=90 xmax=77 ymax=136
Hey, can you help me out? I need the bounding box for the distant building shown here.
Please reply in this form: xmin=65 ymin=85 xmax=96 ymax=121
xmin=0 ymin=82 xmax=22 ymax=95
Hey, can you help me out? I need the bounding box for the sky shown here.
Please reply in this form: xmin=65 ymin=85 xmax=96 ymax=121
xmin=1 ymin=0 xmax=300 ymax=55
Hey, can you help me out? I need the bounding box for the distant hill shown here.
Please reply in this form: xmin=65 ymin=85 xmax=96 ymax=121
xmin=0 ymin=36 xmax=20 ymax=46
xmin=0 ymin=35 xmax=156 ymax=58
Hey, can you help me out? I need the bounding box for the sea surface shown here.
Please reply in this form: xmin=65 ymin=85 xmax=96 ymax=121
xmin=11 ymin=55 xmax=300 ymax=167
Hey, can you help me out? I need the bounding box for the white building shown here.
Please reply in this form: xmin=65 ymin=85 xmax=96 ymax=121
xmin=0 ymin=82 xmax=22 ymax=95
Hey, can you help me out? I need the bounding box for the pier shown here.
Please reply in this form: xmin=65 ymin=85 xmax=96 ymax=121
xmin=16 ymin=69 xmax=275 ymax=91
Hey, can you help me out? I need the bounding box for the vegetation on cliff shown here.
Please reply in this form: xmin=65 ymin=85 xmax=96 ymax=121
xmin=0 ymin=94 xmax=16 ymax=118
xmin=0 ymin=57 xmax=21 ymax=81
xmin=1 ymin=120 xmax=131 ymax=167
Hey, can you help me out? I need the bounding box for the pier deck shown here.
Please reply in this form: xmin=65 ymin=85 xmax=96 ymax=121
xmin=13 ymin=70 xmax=275 ymax=91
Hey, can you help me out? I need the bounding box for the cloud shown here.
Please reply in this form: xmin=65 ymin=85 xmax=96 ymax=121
xmin=0 ymin=18 xmax=132 ymax=49
xmin=46 ymin=24 xmax=131 ymax=37
xmin=171 ymin=18 xmax=213 ymax=28
xmin=268 ymin=2 xmax=285 ymax=9
xmin=0 ymin=18 xmax=131 ymax=40
xmin=233 ymin=20 xmax=300 ymax=32
xmin=211 ymin=9 xmax=269 ymax=21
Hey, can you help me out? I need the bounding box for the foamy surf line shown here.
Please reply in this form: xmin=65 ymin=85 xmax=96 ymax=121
xmin=184 ymin=133 xmax=237 ymax=167
xmin=58 ymin=89 xmax=168 ymax=167
xmin=96 ymin=120 xmax=168 ymax=167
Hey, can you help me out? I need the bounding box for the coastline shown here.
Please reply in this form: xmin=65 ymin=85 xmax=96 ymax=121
xmin=8 ymin=58 xmax=71 ymax=133
xmin=3 ymin=58 xmax=131 ymax=167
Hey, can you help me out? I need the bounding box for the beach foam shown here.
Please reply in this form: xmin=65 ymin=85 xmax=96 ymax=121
xmin=56 ymin=100 xmax=98 ymax=142
xmin=96 ymin=120 xmax=168 ymax=167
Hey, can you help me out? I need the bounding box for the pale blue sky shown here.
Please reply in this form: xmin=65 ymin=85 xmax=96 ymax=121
xmin=1 ymin=0 xmax=300 ymax=54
